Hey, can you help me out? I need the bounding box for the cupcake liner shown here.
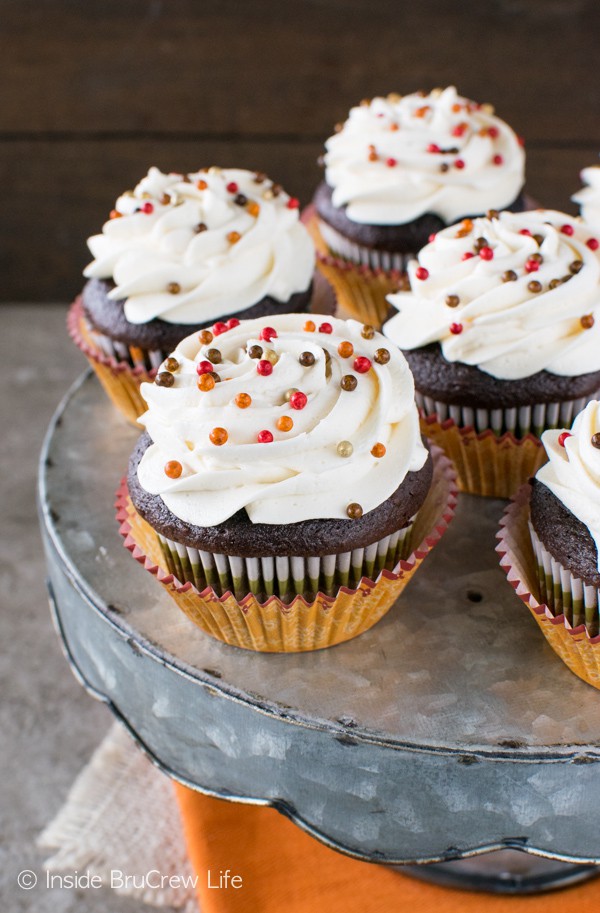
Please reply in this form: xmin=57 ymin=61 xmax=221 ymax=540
xmin=116 ymin=447 xmax=457 ymax=653
xmin=418 ymin=390 xmax=600 ymax=499
xmin=317 ymin=220 xmax=411 ymax=273
xmin=68 ymin=297 xmax=154 ymax=426
xmin=304 ymin=209 xmax=406 ymax=328
xmin=496 ymin=484 xmax=600 ymax=689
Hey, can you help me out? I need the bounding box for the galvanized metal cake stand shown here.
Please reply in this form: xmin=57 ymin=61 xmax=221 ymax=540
xmin=39 ymin=371 xmax=600 ymax=895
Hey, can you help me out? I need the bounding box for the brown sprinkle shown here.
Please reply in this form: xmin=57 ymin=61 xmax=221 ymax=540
xmin=591 ymin=433 xmax=600 ymax=449
xmin=445 ymin=294 xmax=460 ymax=308
xmin=341 ymin=375 xmax=358 ymax=392
xmin=299 ymin=351 xmax=316 ymax=367
xmin=439 ymin=163 xmax=450 ymax=173
xmin=549 ymin=278 xmax=562 ymax=289
xmin=155 ymin=371 xmax=175 ymax=387
xmin=486 ymin=209 xmax=500 ymax=220
xmin=570 ymin=260 xmax=583 ymax=274
xmin=528 ymin=280 xmax=542 ymax=293
xmin=164 ymin=357 xmax=179 ymax=373
xmin=199 ymin=330 xmax=213 ymax=345
xmin=502 ymin=270 xmax=518 ymax=283
xmin=248 ymin=344 xmax=263 ymax=359
xmin=194 ymin=222 xmax=208 ymax=233
xmin=361 ymin=324 xmax=375 ymax=339
xmin=530 ymin=252 xmax=543 ymax=263
xmin=581 ymin=314 xmax=595 ymax=329
xmin=206 ymin=348 xmax=222 ymax=364
xmin=374 ymin=348 xmax=390 ymax=364
xmin=346 ymin=502 xmax=363 ymax=520
xmin=533 ymin=233 xmax=545 ymax=246
xmin=167 ymin=282 xmax=181 ymax=294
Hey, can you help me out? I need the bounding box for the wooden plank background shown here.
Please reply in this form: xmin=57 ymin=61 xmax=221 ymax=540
xmin=1 ymin=0 xmax=599 ymax=301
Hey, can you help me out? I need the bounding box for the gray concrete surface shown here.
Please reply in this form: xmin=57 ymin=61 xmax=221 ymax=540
xmin=1 ymin=305 xmax=177 ymax=911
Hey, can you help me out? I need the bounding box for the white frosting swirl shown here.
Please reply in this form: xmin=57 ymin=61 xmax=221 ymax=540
xmin=384 ymin=210 xmax=600 ymax=380
xmin=136 ymin=314 xmax=428 ymax=526
xmin=84 ymin=167 xmax=315 ymax=325
xmin=323 ymin=86 xmax=525 ymax=226
xmin=536 ymin=400 xmax=600 ymax=570
xmin=573 ymin=165 xmax=600 ymax=233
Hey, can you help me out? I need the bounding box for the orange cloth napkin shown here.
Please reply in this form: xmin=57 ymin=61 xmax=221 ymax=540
xmin=175 ymin=784 xmax=600 ymax=913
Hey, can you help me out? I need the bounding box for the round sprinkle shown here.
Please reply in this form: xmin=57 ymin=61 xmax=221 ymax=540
xmin=284 ymin=388 xmax=299 ymax=402
xmin=361 ymin=324 xmax=375 ymax=339
xmin=247 ymin=201 xmax=260 ymax=217
xmin=164 ymin=460 xmax=182 ymax=479
xmin=213 ymin=321 xmax=228 ymax=335
xmin=591 ymin=433 xmax=600 ymax=449
xmin=109 ymin=209 xmax=121 ymax=219
xmin=533 ymin=233 xmax=544 ymax=246
xmin=353 ymin=356 xmax=372 ymax=373
xmin=319 ymin=322 xmax=333 ymax=334
xmin=449 ymin=323 xmax=463 ymax=335
xmin=235 ymin=393 xmax=252 ymax=409
xmin=227 ymin=231 xmax=241 ymax=244
xmin=209 ymin=371 xmax=221 ymax=384
xmin=196 ymin=360 xmax=214 ymax=375
xmin=248 ymin=344 xmax=263 ymax=359
xmin=199 ymin=330 xmax=213 ymax=345
xmin=479 ymin=246 xmax=494 ymax=260
xmin=346 ymin=503 xmax=363 ymax=520
xmin=210 ymin=427 xmax=228 ymax=446
xmin=452 ymin=122 xmax=467 ymax=137
xmin=156 ymin=371 xmax=175 ymax=387
xmin=287 ymin=197 xmax=300 ymax=209
xmin=558 ymin=431 xmax=572 ymax=448
xmin=164 ymin=357 xmax=179 ymax=373
xmin=338 ymin=341 xmax=354 ymax=358
xmin=386 ymin=157 xmax=397 ymax=167
xmin=337 ymin=441 xmax=354 ymax=458
xmin=454 ymin=159 xmax=465 ymax=169
xmin=141 ymin=201 xmax=154 ymax=214
xmin=299 ymin=351 xmax=316 ymax=367
xmin=374 ymin=348 xmax=390 ymax=364
xmin=587 ymin=238 xmax=599 ymax=251
xmin=341 ymin=375 xmax=358 ymax=392
xmin=427 ymin=143 xmax=440 ymax=153
xmin=560 ymin=224 xmax=574 ymax=236
xmin=528 ymin=280 xmax=542 ymax=293
xmin=570 ymin=260 xmax=583 ymax=274
xmin=167 ymin=282 xmax=181 ymax=294
xmin=259 ymin=326 xmax=277 ymax=342
xmin=304 ymin=320 xmax=316 ymax=332
xmin=581 ymin=314 xmax=595 ymax=329
xmin=206 ymin=348 xmax=222 ymax=364
xmin=502 ymin=270 xmax=518 ymax=283
xmin=234 ymin=193 xmax=247 ymax=207
xmin=289 ymin=391 xmax=307 ymax=410
xmin=446 ymin=294 xmax=460 ymax=308
xmin=487 ymin=209 xmax=500 ymax=219
xmin=415 ymin=266 xmax=429 ymax=280
xmin=530 ymin=252 xmax=543 ymax=263
xmin=493 ymin=154 xmax=504 ymax=166
xmin=519 ymin=229 xmax=532 ymax=236
xmin=194 ymin=222 xmax=208 ymax=233
xmin=549 ymin=278 xmax=562 ymax=289
xmin=226 ymin=181 xmax=238 ymax=193
xmin=371 ymin=443 xmax=386 ymax=458
xmin=488 ymin=126 xmax=499 ymax=138
xmin=277 ymin=416 xmax=293 ymax=432
xmin=474 ymin=236 xmax=488 ymax=250
xmin=525 ymin=259 xmax=540 ymax=273
xmin=439 ymin=163 xmax=450 ymax=173
xmin=198 ymin=374 xmax=215 ymax=392
xmin=264 ymin=349 xmax=279 ymax=365
xmin=196 ymin=179 xmax=208 ymax=190
xmin=253 ymin=172 xmax=267 ymax=183
xmin=226 ymin=317 xmax=240 ymax=329
xmin=462 ymin=252 xmax=475 ymax=261
xmin=257 ymin=359 xmax=273 ymax=376
xmin=428 ymin=233 xmax=436 ymax=242
xmin=257 ymin=430 xmax=274 ymax=444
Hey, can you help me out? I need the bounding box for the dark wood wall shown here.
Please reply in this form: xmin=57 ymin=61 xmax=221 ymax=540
xmin=2 ymin=0 xmax=599 ymax=301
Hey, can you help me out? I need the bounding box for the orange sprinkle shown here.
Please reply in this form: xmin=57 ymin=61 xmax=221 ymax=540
xmin=304 ymin=320 xmax=316 ymax=332
xmin=199 ymin=330 xmax=213 ymax=345
xmin=337 ymin=341 xmax=354 ymax=359
xmin=227 ymin=231 xmax=241 ymax=244
xmin=415 ymin=105 xmax=430 ymax=118
xmin=164 ymin=460 xmax=182 ymax=479
xmin=197 ymin=179 xmax=208 ymax=190
xmin=235 ymin=392 xmax=252 ymax=409
xmin=455 ymin=218 xmax=474 ymax=238
xmin=209 ymin=427 xmax=228 ymax=446
xmin=371 ymin=443 xmax=386 ymax=458
xmin=109 ymin=209 xmax=122 ymax=219
xmin=277 ymin=416 xmax=293 ymax=432
xmin=198 ymin=374 xmax=215 ymax=392
xmin=247 ymin=201 xmax=260 ymax=217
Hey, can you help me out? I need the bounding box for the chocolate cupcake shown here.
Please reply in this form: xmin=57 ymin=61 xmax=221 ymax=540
xmin=383 ymin=209 xmax=600 ymax=497
xmin=119 ymin=313 xmax=456 ymax=652
xmin=308 ymin=86 xmax=526 ymax=326
xmin=69 ymin=167 xmax=315 ymax=424
xmin=573 ymin=162 xmax=600 ymax=232
xmin=497 ymin=400 xmax=600 ymax=689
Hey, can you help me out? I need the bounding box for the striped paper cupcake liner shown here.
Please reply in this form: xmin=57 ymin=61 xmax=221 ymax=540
xmin=497 ymin=484 xmax=600 ymax=690
xmin=117 ymin=447 xmax=457 ymax=653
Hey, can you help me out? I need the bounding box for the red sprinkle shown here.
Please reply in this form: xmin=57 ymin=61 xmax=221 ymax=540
xmin=196 ymin=360 xmax=213 ymax=375
xmin=319 ymin=322 xmax=333 ymax=334
xmin=487 ymin=126 xmax=499 ymax=139
xmin=462 ymin=252 xmax=475 ymax=261
xmin=587 ymin=238 xmax=599 ymax=251
xmin=259 ymin=326 xmax=278 ymax=342
xmin=558 ymin=432 xmax=572 ymax=447
xmin=427 ymin=143 xmax=441 ymax=153
xmin=212 ymin=321 xmax=228 ymax=335
xmin=428 ymin=233 xmax=437 ymax=243
xmin=525 ymin=259 xmax=540 ymax=273
xmin=257 ymin=360 xmax=273 ymax=376
xmin=561 ymin=224 xmax=574 ymax=236
xmin=353 ymin=356 xmax=372 ymax=374
xmin=226 ymin=318 xmax=240 ymax=329
xmin=141 ymin=202 xmax=154 ymax=214
xmin=449 ymin=323 xmax=463 ymax=335
xmin=257 ymin=430 xmax=274 ymax=443
xmin=226 ymin=182 xmax=238 ymax=193
xmin=493 ymin=154 xmax=504 ymax=166
xmin=386 ymin=157 xmax=397 ymax=167
xmin=479 ymin=246 xmax=494 ymax=260
xmin=289 ymin=391 xmax=308 ymax=410
xmin=451 ymin=123 xmax=467 ymax=137
xmin=519 ymin=229 xmax=532 ymax=236
xmin=518 ymin=135 xmax=525 ymax=147
xmin=415 ymin=266 xmax=429 ymax=280
xmin=287 ymin=197 xmax=300 ymax=209
xmin=454 ymin=159 xmax=465 ymax=169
